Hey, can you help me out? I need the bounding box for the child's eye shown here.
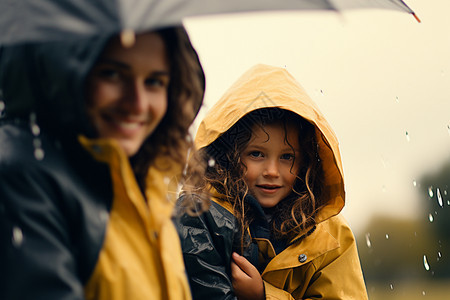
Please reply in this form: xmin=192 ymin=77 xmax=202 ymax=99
xmin=281 ymin=153 xmax=294 ymax=161
xmin=249 ymin=151 xmax=263 ymax=158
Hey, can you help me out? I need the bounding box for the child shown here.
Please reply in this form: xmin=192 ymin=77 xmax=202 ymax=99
xmin=176 ymin=64 xmax=368 ymax=299
xmin=0 ymin=27 xmax=204 ymax=299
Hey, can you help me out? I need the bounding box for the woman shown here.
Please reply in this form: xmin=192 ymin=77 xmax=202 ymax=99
xmin=0 ymin=26 xmax=204 ymax=299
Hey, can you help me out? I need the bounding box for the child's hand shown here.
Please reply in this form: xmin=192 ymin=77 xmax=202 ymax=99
xmin=231 ymin=252 xmax=264 ymax=300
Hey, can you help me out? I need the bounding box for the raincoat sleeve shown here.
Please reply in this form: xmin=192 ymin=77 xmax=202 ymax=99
xmin=263 ymin=215 xmax=368 ymax=300
xmin=174 ymin=197 xmax=239 ymax=300
xmin=0 ymin=157 xmax=85 ymax=299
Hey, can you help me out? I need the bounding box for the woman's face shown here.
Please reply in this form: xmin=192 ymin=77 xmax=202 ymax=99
xmin=240 ymin=123 xmax=301 ymax=208
xmin=86 ymin=32 xmax=169 ymax=157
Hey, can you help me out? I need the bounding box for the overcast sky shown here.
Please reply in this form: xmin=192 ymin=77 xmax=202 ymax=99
xmin=183 ymin=0 xmax=450 ymax=234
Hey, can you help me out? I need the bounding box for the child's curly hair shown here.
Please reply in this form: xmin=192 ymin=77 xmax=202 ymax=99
xmin=202 ymin=107 xmax=327 ymax=244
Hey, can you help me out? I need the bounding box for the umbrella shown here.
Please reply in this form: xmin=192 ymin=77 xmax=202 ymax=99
xmin=0 ymin=0 xmax=419 ymax=46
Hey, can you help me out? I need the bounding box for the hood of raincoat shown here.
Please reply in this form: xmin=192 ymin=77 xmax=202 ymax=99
xmin=195 ymin=64 xmax=344 ymax=224
xmin=0 ymin=26 xmax=204 ymax=141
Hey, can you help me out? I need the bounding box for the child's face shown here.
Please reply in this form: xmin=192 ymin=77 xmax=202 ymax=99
xmin=241 ymin=123 xmax=301 ymax=208
xmin=86 ymin=32 xmax=170 ymax=157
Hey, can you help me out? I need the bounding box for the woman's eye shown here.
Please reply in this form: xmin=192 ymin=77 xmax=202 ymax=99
xmin=145 ymin=77 xmax=168 ymax=88
xmin=97 ymin=68 xmax=120 ymax=80
xmin=281 ymin=153 xmax=294 ymax=161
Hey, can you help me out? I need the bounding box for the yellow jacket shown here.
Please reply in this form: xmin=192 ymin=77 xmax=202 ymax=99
xmin=194 ymin=64 xmax=368 ymax=299
xmin=81 ymin=137 xmax=191 ymax=300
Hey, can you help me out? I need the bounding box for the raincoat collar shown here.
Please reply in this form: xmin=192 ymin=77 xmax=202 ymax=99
xmin=195 ymin=64 xmax=345 ymax=224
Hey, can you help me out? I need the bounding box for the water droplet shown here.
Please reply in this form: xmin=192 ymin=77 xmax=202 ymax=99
xmin=163 ymin=176 xmax=170 ymax=185
xmin=447 ymin=124 xmax=450 ymax=136
xmin=444 ymin=190 xmax=448 ymax=196
xmin=447 ymin=200 xmax=450 ymax=206
xmin=437 ymin=188 xmax=443 ymax=207
xmin=0 ymin=100 xmax=5 ymax=116
xmin=413 ymin=180 xmax=417 ymax=187
xmin=428 ymin=213 xmax=434 ymax=222
xmin=12 ymin=226 xmax=24 ymax=247
xmin=382 ymin=185 xmax=386 ymax=192
xmin=29 ymin=112 xmax=37 ymax=123
xmin=405 ymin=131 xmax=410 ymax=142
xmin=422 ymin=291 xmax=426 ymax=296
xmin=395 ymin=96 xmax=399 ymax=103
xmin=365 ymin=233 xmax=372 ymax=248
xmin=423 ymin=255 xmax=430 ymax=271
xmin=31 ymin=124 xmax=40 ymax=136
xmin=99 ymin=210 xmax=109 ymax=222
xmin=385 ymin=234 xmax=389 ymax=239
xmin=389 ymin=284 xmax=394 ymax=290
xmin=428 ymin=187 xmax=434 ymax=198
xmin=208 ymin=158 xmax=216 ymax=167
xmin=34 ymin=148 xmax=45 ymax=160
xmin=438 ymin=251 xmax=442 ymax=258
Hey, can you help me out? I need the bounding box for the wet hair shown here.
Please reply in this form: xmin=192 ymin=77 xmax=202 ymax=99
xmin=125 ymin=27 xmax=206 ymax=194
xmin=201 ymin=107 xmax=326 ymax=244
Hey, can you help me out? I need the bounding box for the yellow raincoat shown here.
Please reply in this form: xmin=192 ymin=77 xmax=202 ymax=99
xmin=81 ymin=137 xmax=191 ymax=300
xmin=192 ymin=64 xmax=368 ymax=299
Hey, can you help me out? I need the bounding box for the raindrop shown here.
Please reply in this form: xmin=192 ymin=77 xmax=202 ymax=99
xmin=422 ymin=291 xmax=426 ymax=296
xmin=428 ymin=187 xmax=434 ymax=198
xmin=385 ymin=234 xmax=389 ymax=239
xmin=437 ymin=188 xmax=443 ymax=207
xmin=413 ymin=180 xmax=417 ymax=187
xmin=99 ymin=210 xmax=109 ymax=223
xmin=423 ymin=255 xmax=430 ymax=271
xmin=389 ymin=284 xmax=394 ymax=290
xmin=12 ymin=226 xmax=24 ymax=247
xmin=0 ymin=100 xmax=5 ymax=117
xmin=208 ymin=158 xmax=216 ymax=167
xmin=447 ymin=124 xmax=450 ymax=136
xmin=405 ymin=131 xmax=410 ymax=142
xmin=31 ymin=124 xmax=40 ymax=136
xmin=395 ymin=96 xmax=399 ymax=103
xmin=365 ymin=233 xmax=372 ymax=248
xmin=29 ymin=112 xmax=37 ymax=123
xmin=438 ymin=251 xmax=442 ymax=258
xmin=428 ymin=213 xmax=434 ymax=222
xmin=34 ymin=148 xmax=45 ymax=160
xmin=163 ymin=176 xmax=170 ymax=185
xmin=382 ymin=185 xmax=386 ymax=192
xmin=447 ymin=200 xmax=450 ymax=206
xmin=444 ymin=190 xmax=448 ymax=196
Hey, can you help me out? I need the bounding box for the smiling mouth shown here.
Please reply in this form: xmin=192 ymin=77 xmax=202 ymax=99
xmin=256 ymin=184 xmax=281 ymax=193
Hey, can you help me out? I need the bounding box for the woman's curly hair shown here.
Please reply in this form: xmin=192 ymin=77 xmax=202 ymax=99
xmin=129 ymin=26 xmax=206 ymax=195
xmin=201 ymin=108 xmax=327 ymax=244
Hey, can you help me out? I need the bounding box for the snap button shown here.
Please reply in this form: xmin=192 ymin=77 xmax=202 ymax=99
xmin=298 ymin=254 xmax=307 ymax=263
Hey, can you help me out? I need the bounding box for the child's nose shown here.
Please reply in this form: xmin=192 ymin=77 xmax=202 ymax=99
xmin=263 ymin=160 xmax=280 ymax=178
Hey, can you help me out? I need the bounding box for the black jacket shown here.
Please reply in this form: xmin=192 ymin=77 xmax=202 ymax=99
xmin=0 ymin=37 xmax=113 ymax=299
xmin=175 ymin=195 xmax=263 ymax=300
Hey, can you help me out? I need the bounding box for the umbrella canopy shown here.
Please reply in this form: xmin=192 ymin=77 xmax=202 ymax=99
xmin=0 ymin=0 xmax=418 ymax=46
